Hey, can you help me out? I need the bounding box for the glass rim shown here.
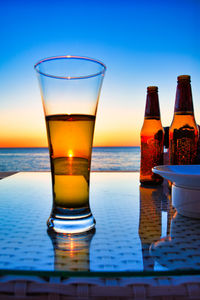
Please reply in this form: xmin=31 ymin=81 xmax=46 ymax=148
xmin=34 ymin=55 xmax=107 ymax=80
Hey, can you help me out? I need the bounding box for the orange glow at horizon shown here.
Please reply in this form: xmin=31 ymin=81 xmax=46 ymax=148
xmin=93 ymin=116 xmax=140 ymax=147
xmin=0 ymin=132 xmax=140 ymax=148
xmin=0 ymin=107 xmax=48 ymax=148
xmin=0 ymin=106 xmax=141 ymax=148
xmin=93 ymin=130 xmax=139 ymax=147
xmin=0 ymin=131 xmax=140 ymax=148
xmin=0 ymin=126 xmax=140 ymax=148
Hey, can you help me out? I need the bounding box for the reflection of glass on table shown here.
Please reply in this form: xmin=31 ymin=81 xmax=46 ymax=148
xmin=48 ymin=229 xmax=95 ymax=271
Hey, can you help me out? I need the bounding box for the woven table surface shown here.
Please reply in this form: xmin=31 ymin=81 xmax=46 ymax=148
xmin=0 ymin=172 xmax=199 ymax=277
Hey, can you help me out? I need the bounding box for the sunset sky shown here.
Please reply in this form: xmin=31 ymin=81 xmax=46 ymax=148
xmin=0 ymin=0 xmax=200 ymax=147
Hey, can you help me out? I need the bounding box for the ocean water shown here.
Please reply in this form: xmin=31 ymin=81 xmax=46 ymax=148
xmin=0 ymin=147 xmax=140 ymax=172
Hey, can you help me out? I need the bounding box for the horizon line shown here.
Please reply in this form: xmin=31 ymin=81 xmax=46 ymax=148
xmin=0 ymin=145 xmax=140 ymax=149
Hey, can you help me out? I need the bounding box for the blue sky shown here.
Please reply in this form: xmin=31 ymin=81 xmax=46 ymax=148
xmin=0 ymin=0 xmax=200 ymax=146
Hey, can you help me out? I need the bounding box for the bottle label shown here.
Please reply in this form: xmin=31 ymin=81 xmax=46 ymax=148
xmin=141 ymin=130 xmax=164 ymax=176
xmin=170 ymin=127 xmax=197 ymax=164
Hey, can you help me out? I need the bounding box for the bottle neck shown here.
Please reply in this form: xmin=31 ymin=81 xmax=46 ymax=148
xmin=144 ymin=92 xmax=161 ymax=118
xmin=174 ymin=81 xmax=194 ymax=113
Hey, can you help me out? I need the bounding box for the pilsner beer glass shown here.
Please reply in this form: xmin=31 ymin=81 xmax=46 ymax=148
xmin=34 ymin=56 xmax=106 ymax=234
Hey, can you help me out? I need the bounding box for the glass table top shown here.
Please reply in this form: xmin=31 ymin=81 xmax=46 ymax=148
xmin=0 ymin=172 xmax=200 ymax=277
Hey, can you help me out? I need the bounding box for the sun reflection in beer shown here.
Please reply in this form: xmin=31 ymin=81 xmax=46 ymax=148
xmin=68 ymin=150 xmax=73 ymax=175
xmin=68 ymin=150 xmax=73 ymax=158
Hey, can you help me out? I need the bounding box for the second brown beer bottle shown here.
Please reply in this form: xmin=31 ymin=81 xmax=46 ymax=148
xmin=169 ymin=75 xmax=199 ymax=165
xmin=140 ymin=86 xmax=164 ymax=185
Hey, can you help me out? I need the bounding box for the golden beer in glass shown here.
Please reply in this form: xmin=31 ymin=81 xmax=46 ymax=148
xmin=35 ymin=56 xmax=106 ymax=234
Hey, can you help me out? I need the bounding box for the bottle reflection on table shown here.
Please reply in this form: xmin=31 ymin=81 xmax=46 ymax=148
xmin=48 ymin=229 xmax=95 ymax=271
xmin=162 ymin=179 xmax=175 ymax=236
xmin=150 ymin=212 xmax=200 ymax=270
xmin=139 ymin=183 xmax=174 ymax=271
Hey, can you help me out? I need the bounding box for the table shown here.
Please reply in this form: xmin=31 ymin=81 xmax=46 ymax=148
xmin=0 ymin=172 xmax=200 ymax=299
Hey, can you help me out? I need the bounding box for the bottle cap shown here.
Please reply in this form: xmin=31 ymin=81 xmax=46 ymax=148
xmin=177 ymin=75 xmax=191 ymax=82
xmin=147 ymin=86 xmax=158 ymax=93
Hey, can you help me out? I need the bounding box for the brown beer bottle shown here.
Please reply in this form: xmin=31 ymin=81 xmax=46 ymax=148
xmin=169 ymin=75 xmax=199 ymax=165
xmin=140 ymin=86 xmax=164 ymax=185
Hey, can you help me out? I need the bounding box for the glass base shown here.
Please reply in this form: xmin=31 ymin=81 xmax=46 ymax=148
xmin=47 ymin=213 xmax=96 ymax=234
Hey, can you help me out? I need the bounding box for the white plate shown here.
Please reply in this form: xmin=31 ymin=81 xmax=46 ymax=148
xmin=153 ymin=165 xmax=200 ymax=189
